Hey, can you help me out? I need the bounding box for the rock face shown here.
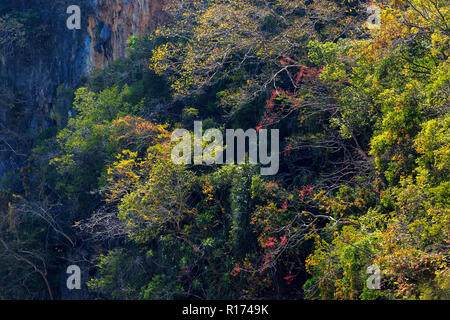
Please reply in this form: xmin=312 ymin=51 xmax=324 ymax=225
xmin=0 ymin=0 xmax=165 ymax=180
xmin=0 ymin=0 xmax=93 ymax=178
xmin=88 ymin=0 xmax=166 ymax=69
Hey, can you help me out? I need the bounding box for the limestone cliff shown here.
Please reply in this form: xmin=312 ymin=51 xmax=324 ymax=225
xmin=88 ymin=0 xmax=166 ymax=69
xmin=0 ymin=0 xmax=165 ymax=181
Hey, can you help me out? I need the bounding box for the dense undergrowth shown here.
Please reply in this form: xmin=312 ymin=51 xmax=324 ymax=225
xmin=0 ymin=0 xmax=448 ymax=300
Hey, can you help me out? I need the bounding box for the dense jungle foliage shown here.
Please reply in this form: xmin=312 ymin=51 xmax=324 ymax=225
xmin=0 ymin=0 xmax=448 ymax=300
